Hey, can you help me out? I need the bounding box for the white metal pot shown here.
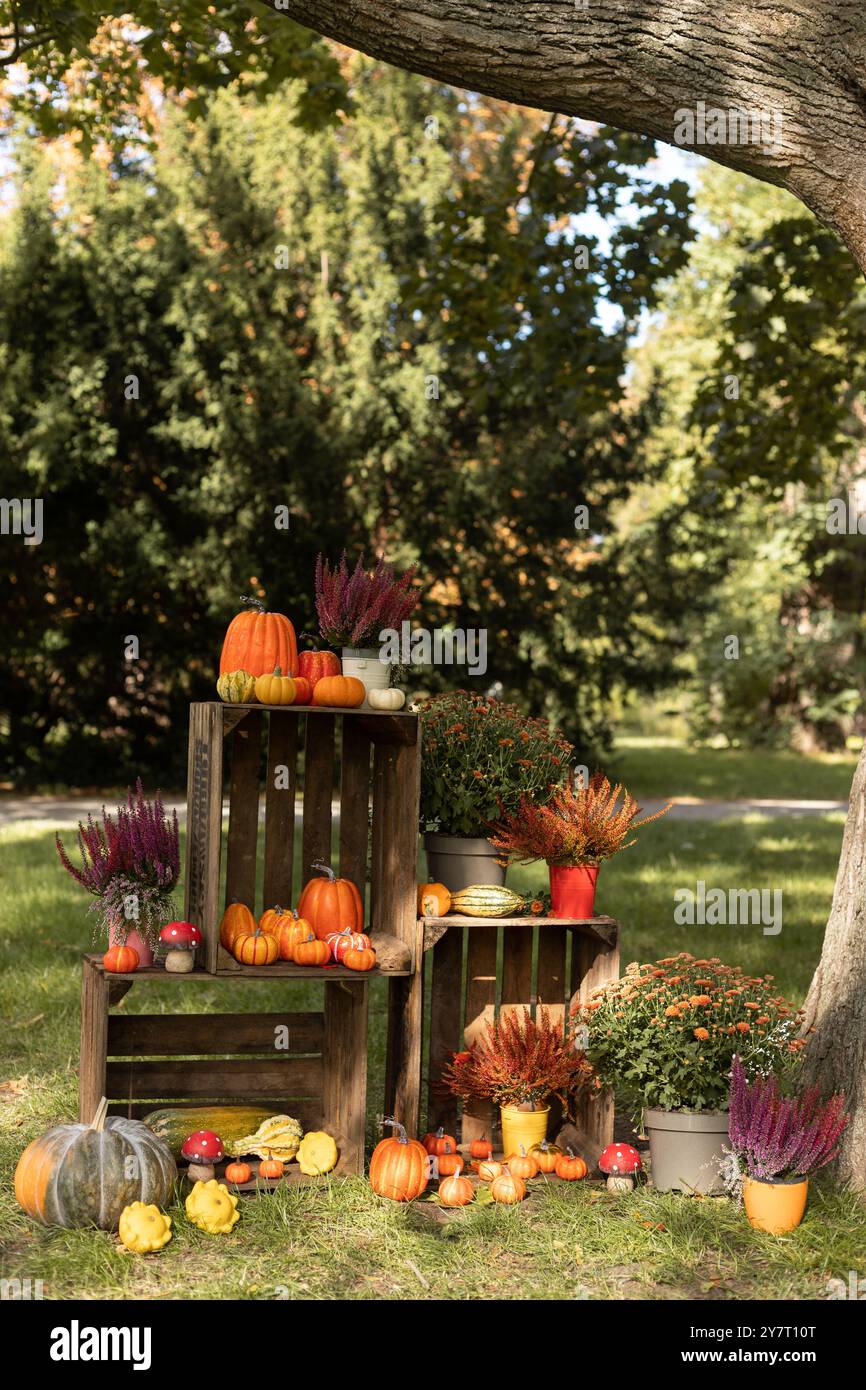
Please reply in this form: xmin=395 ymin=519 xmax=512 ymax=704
xmin=341 ymin=647 xmax=391 ymax=706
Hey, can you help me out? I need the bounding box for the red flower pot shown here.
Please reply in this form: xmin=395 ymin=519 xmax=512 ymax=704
xmin=548 ymin=864 xmax=598 ymax=919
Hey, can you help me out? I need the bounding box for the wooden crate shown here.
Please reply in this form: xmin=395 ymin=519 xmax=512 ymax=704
xmin=79 ymin=956 xmax=370 ymax=1174
xmin=420 ymin=913 xmax=621 ymax=1155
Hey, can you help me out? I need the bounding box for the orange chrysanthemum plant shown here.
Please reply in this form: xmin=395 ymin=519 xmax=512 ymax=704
xmin=442 ymin=1007 xmax=594 ymax=1117
xmin=574 ymin=953 xmax=805 ymax=1112
xmin=488 ymin=772 xmax=671 ymax=867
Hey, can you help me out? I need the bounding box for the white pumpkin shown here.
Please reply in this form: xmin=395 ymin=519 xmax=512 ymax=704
xmin=367 ymin=687 xmax=406 ymax=711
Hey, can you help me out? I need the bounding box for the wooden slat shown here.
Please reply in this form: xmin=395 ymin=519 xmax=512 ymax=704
xmin=422 ymin=915 xmax=618 ymax=945
xmin=79 ymin=958 xmax=109 ymax=1122
xmin=384 ymin=918 xmax=426 ymax=1132
xmin=339 ymin=717 xmax=372 ymax=924
xmin=569 ymin=924 xmax=621 ymax=1154
xmin=536 ymin=926 xmax=568 ymax=1028
xmin=84 ymin=955 xmax=410 ymax=981
xmin=224 ymin=712 xmax=262 ymax=913
xmin=185 ymin=703 xmax=225 ymax=973
xmin=263 ymin=710 xmax=298 ymax=910
xmin=301 ymin=714 xmax=335 ymax=888
xmin=356 ymin=713 xmax=418 ymax=745
xmin=107 ymin=1012 xmax=323 ymax=1056
xmin=323 ymin=980 xmax=368 ymax=1175
xmin=500 ymin=924 xmax=534 ymax=1024
xmin=425 ymin=927 xmax=463 ymax=1133
xmin=105 ymin=1057 xmax=323 ymax=1100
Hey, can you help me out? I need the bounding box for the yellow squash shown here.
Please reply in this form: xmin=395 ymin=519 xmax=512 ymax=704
xmin=185 ymin=1180 xmax=240 ymax=1235
xmin=296 ymin=1131 xmax=339 ymax=1176
xmin=223 ymin=1114 xmax=303 ymax=1162
xmin=216 ymin=669 xmax=256 ymax=704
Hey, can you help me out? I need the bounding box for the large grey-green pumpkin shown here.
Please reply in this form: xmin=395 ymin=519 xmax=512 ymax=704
xmin=14 ymin=1097 xmax=176 ymax=1229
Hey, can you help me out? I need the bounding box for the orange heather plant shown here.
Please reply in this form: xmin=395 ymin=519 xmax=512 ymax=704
xmin=575 ymin=953 xmax=805 ymax=1112
xmin=488 ymin=772 xmax=671 ymax=866
xmin=442 ymin=1007 xmax=594 ymax=1114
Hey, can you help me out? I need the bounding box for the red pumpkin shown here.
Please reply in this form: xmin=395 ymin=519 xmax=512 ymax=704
xmin=326 ymin=926 xmax=373 ymax=963
xmin=102 ymin=944 xmax=139 ymax=974
xmin=224 ymin=1161 xmax=252 ymax=1185
xmin=219 ymin=598 xmax=299 ymax=677
xmin=439 ymin=1172 xmax=474 ymax=1207
xmin=369 ymin=1120 xmax=429 ymax=1202
xmin=298 ymin=650 xmax=341 ymax=688
xmin=469 ymin=1138 xmax=493 ymax=1160
xmin=292 ymin=676 xmax=314 ymax=705
xmin=423 ymin=1127 xmax=458 ymax=1157
xmin=312 ymin=674 xmax=365 ymax=708
xmin=555 ymin=1151 xmax=588 ymax=1181
xmin=298 ymin=862 xmax=364 ymax=940
xmin=293 ymin=934 xmax=331 ymax=967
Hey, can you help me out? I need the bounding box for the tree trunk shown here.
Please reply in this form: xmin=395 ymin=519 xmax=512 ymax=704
xmin=268 ymin=1 xmax=866 ymax=272
xmin=800 ymin=744 xmax=866 ymax=1191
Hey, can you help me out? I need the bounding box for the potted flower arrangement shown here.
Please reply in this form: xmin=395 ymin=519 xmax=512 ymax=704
xmin=576 ymin=954 xmax=805 ymax=1194
xmin=442 ymin=1007 xmax=593 ymax=1156
xmin=420 ymin=690 xmax=572 ymax=890
xmin=488 ymin=772 xmax=670 ymax=917
xmin=56 ymin=781 xmax=180 ymax=967
xmin=726 ymin=1055 xmax=847 ymax=1233
xmin=315 ymin=552 xmax=418 ymax=704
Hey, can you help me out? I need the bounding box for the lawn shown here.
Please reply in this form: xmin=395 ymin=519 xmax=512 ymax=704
xmin=2 ymin=778 xmax=864 ymax=1301
xmin=609 ymin=736 xmax=857 ymax=801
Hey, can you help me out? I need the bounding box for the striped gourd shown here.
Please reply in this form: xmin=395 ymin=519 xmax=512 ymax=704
xmin=449 ymin=884 xmax=525 ymax=917
xmin=223 ymin=1114 xmax=303 ymax=1161
xmin=143 ymin=1105 xmax=275 ymax=1158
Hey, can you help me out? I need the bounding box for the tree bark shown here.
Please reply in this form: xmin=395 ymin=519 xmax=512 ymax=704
xmin=800 ymin=744 xmax=866 ymax=1191
xmin=267 ymin=1 xmax=866 ymax=271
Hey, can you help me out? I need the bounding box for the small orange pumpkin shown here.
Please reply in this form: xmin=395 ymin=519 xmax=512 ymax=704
xmin=530 ymin=1140 xmax=562 ymax=1174
xmin=423 ymin=1127 xmax=458 ymax=1157
xmin=220 ymin=902 xmax=256 ymax=952
xmin=438 ymin=1172 xmax=474 ymax=1207
xmin=232 ymin=927 xmax=279 ymax=967
xmin=258 ymin=1156 xmax=285 ymax=1179
xmin=343 ymin=945 xmax=376 ymax=972
xmin=224 ymin=1161 xmax=252 ymax=1185
xmin=436 ymin=1144 xmax=463 ymax=1177
xmin=477 ymin=1160 xmax=504 ymax=1183
xmin=294 ymin=934 xmax=331 ymax=967
xmin=555 ymin=1150 xmax=588 ymax=1181
xmin=417 ymin=882 xmax=451 ymax=916
xmin=258 ymin=904 xmax=293 ymax=935
xmin=312 ymin=674 xmax=365 ymax=708
xmin=262 ymin=909 xmax=312 ymax=962
xmin=102 ymin=944 xmax=140 ymax=974
xmin=505 ymin=1146 xmax=539 ymax=1181
xmin=491 ymin=1170 xmax=526 ymax=1204
xmin=326 ymin=926 xmax=372 ymax=963
xmin=469 ymin=1137 xmax=493 ymax=1160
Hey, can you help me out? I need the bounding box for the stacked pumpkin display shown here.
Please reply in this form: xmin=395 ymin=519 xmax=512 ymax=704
xmin=219 ymin=864 xmax=377 ymax=971
xmin=215 ymin=599 xmax=370 ymax=709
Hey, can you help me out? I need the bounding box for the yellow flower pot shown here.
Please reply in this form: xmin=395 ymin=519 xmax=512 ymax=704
xmin=500 ymin=1105 xmax=549 ymax=1157
xmin=743 ymin=1176 xmax=808 ymax=1234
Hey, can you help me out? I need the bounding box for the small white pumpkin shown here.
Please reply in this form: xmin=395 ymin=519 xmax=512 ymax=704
xmin=367 ymin=687 xmax=406 ymax=711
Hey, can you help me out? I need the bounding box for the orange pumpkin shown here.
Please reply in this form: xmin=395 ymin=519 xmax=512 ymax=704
xmin=417 ymin=882 xmax=451 ymax=916
xmin=491 ymin=1170 xmax=526 ymax=1204
xmin=438 ymin=1172 xmax=474 ymax=1207
xmin=423 ymin=1127 xmax=458 ymax=1157
xmin=312 ymin=674 xmax=365 ymax=708
xmin=369 ymin=1120 xmax=430 ymax=1202
xmin=504 ymin=1146 xmax=539 ymax=1180
xmin=224 ymin=1161 xmax=252 ymax=1185
xmin=232 ymin=928 xmax=279 ymax=967
xmin=260 ymin=907 xmax=311 ymax=961
xmin=555 ymin=1150 xmax=588 ymax=1181
xmin=220 ymin=902 xmax=257 ymax=953
xmin=477 ymin=1160 xmax=504 ymax=1183
xmin=258 ymin=905 xmax=292 ymax=935
xmin=294 ymin=935 xmax=331 ymax=967
xmin=298 ymin=862 xmax=364 ymax=940
xmin=258 ymin=1156 xmax=285 ymax=1179
xmin=436 ymin=1144 xmax=463 ymax=1177
xmin=530 ymin=1140 xmax=562 ymax=1174
xmin=102 ymin=944 xmax=140 ymax=974
xmin=219 ymin=599 xmax=299 ymax=677
xmin=469 ymin=1138 xmax=493 ymax=1160
xmin=343 ymin=945 xmax=376 ymax=972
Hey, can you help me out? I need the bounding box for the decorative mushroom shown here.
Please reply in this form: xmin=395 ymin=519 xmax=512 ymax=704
xmin=181 ymin=1130 xmax=224 ymax=1183
xmin=598 ymin=1142 xmax=642 ymax=1193
xmin=159 ymin=921 xmax=203 ymax=973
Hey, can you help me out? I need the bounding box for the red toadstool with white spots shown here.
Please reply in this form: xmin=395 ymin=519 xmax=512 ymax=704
xmin=598 ymin=1142 xmax=642 ymax=1193
xmin=159 ymin=921 xmax=203 ymax=973
xmin=181 ymin=1130 xmax=224 ymax=1183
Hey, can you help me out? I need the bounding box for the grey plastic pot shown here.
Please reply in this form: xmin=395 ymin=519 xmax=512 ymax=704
xmin=644 ymin=1107 xmax=729 ymax=1194
xmin=423 ymin=833 xmax=506 ymax=892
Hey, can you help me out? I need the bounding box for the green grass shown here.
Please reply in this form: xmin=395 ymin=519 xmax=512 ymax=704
xmin=2 ymin=797 xmax=865 ymax=1301
xmin=609 ymin=736 xmax=857 ymax=801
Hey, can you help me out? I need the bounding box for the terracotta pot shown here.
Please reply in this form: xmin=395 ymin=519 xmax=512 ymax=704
xmin=549 ymin=863 xmax=598 ymax=918
xmin=108 ymin=922 xmax=154 ymax=968
xmin=743 ymin=1175 xmax=808 ymax=1234
xmin=644 ymin=1106 xmax=728 ymax=1194
xmin=500 ymin=1104 xmax=549 ymax=1157
xmin=424 ymin=833 xmax=507 ymax=891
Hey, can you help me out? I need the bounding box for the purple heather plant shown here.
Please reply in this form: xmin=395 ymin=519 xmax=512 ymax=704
xmin=727 ymin=1054 xmax=847 ymax=1181
xmin=315 ymin=552 xmax=418 ymax=650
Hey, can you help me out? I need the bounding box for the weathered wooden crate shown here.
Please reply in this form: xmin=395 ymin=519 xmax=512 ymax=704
xmin=420 ymin=913 xmax=621 ymax=1154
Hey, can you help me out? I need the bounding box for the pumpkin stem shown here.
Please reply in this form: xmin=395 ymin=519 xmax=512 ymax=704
xmin=309 ymin=860 xmax=336 ymax=881
xmin=383 ymin=1117 xmax=408 ymax=1144
xmin=240 ymin=595 xmax=266 ymax=612
xmin=273 ymin=666 xmax=282 ymax=677
xmin=91 ymin=1096 xmax=110 ymax=1133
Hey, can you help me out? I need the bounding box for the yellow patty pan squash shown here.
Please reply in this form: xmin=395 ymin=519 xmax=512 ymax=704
xmin=216 ymin=669 xmax=256 ymax=704
xmin=118 ymin=1202 xmax=172 ymax=1254
xmin=296 ymin=1131 xmax=339 ymax=1177
xmin=185 ymin=1179 xmax=241 ymax=1235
